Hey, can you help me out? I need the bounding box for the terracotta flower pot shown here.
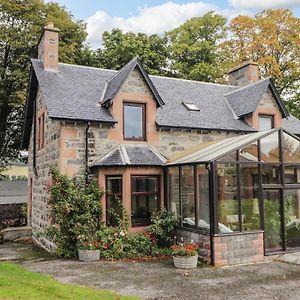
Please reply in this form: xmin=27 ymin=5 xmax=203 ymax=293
xmin=173 ymin=254 xmax=198 ymax=269
xmin=78 ymin=249 xmax=100 ymax=262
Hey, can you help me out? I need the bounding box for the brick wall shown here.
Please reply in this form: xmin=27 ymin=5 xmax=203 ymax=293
xmin=214 ymin=232 xmax=264 ymax=267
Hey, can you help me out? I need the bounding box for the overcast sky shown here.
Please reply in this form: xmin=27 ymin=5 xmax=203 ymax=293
xmin=46 ymin=0 xmax=300 ymax=48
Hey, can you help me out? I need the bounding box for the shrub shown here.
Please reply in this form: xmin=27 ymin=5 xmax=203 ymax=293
xmin=46 ymin=168 xmax=104 ymax=258
xmin=148 ymin=208 xmax=177 ymax=247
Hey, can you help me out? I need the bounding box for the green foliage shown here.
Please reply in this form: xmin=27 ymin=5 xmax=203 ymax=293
xmin=46 ymin=168 xmax=104 ymax=258
xmin=96 ymin=201 xmax=169 ymax=260
xmin=148 ymin=208 xmax=177 ymax=247
xmin=0 ymin=0 xmax=87 ymax=172
xmin=96 ymin=228 xmax=164 ymax=260
xmin=264 ymin=196 xmax=294 ymax=248
xmin=92 ymin=29 xmax=168 ymax=75
xmin=166 ymin=12 xmax=227 ymax=82
xmin=0 ymin=262 xmax=137 ymax=299
xmin=107 ymin=197 xmax=129 ymax=232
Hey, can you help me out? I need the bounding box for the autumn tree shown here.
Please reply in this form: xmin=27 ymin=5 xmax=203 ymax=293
xmin=94 ymin=29 xmax=168 ymax=75
xmin=0 ymin=0 xmax=87 ymax=173
xmin=224 ymin=9 xmax=300 ymax=118
xmin=166 ymin=11 xmax=227 ymax=82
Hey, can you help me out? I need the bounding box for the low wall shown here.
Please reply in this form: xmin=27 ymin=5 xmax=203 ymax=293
xmin=213 ymin=231 xmax=264 ymax=267
xmin=175 ymin=228 xmax=264 ymax=267
xmin=175 ymin=228 xmax=211 ymax=264
xmin=0 ymin=203 xmax=27 ymax=228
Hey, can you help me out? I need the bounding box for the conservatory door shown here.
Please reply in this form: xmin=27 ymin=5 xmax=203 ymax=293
xmin=263 ymin=189 xmax=284 ymax=253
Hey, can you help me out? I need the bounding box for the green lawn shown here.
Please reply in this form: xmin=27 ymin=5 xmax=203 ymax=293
xmin=0 ymin=262 xmax=138 ymax=300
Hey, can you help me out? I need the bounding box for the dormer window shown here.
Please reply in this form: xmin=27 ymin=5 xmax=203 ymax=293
xmin=123 ymin=103 xmax=146 ymax=140
xmin=182 ymin=102 xmax=200 ymax=111
xmin=259 ymin=114 xmax=274 ymax=131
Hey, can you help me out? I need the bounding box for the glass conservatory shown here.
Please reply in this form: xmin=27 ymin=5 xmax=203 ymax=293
xmin=166 ymin=128 xmax=300 ymax=266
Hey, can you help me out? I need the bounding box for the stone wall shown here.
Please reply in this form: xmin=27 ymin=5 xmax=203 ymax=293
xmin=28 ymin=88 xmax=61 ymax=238
xmin=59 ymin=123 xmax=238 ymax=177
xmin=175 ymin=228 xmax=211 ymax=264
xmin=214 ymin=231 xmax=264 ymax=267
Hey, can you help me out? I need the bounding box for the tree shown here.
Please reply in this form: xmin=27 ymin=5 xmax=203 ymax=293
xmin=224 ymin=9 xmax=300 ymax=118
xmin=0 ymin=0 xmax=87 ymax=173
xmin=94 ymin=29 xmax=168 ymax=75
xmin=166 ymin=11 xmax=227 ymax=82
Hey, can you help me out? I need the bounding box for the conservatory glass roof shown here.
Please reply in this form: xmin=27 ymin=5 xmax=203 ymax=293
xmin=167 ymin=128 xmax=280 ymax=165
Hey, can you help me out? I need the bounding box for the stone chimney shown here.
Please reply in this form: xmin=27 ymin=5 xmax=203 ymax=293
xmin=228 ymin=62 xmax=260 ymax=87
xmin=38 ymin=22 xmax=59 ymax=72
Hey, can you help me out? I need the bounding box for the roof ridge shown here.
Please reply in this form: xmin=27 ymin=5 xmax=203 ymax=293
xmin=224 ymin=77 xmax=271 ymax=96
xmin=33 ymin=58 xmax=117 ymax=73
xmin=150 ymin=74 xmax=238 ymax=88
xmin=107 ymin=56 xmax=138 ymax=82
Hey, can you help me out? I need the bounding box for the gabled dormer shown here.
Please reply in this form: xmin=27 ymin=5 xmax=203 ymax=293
xmin=226 ymin=62 xmax=289 ymax=131
xmin=100 ymin=57 xmax=164 ymax=142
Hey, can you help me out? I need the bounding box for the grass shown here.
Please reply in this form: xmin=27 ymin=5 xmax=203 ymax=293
xmin=0 ymin=262 xmax=139 ymax=300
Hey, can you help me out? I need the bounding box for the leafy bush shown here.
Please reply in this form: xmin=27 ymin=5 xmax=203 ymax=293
xmin=96 ymin=201 xmax=169 ymax=260
xmin=148 ymin=208 xmax=177 ymax=247
xmin=46 ymin=168 xmax=104 ymax=258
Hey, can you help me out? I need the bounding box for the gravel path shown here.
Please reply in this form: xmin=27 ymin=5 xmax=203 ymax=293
xmin=1 ymin=242 xmax=300 ymax=300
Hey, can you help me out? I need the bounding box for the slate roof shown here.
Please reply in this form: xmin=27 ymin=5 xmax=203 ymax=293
xmin=22 ymin=59 xmax=300 ymax=148
xmin=283 ymin=115 xmax=300 ymax=135
xmin=93 ymin=144 xmax=167 ymax=167
xmin=226 ymin=78 xmax=289 ymax=118
xmin=31 ymin=59 xmax=116 ymax=123
xmin=101 ymin=57 xmax=164 ymax=107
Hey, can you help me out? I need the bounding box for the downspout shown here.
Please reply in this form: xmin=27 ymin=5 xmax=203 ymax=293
xmin=85 ymin=122 xmax=90 ymax=185
xmin=33 ymin=96 xmax=37 ymax=177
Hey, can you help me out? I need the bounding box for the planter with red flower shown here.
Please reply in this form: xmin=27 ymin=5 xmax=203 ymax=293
xmin=171 ymin=240 xmax=199 ymax=269
xmin=77 ymin=235 xmax=100 ymax=262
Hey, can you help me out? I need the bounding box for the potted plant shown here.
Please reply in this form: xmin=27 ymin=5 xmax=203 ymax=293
xmin=77 ymin=235 xmax=100 ymax=262
xmin=171 ymin=239 xmax=199 ymax=269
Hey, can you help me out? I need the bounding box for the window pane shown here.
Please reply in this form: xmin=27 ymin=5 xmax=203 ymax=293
xmin=106 ymin=176 xmax=122 ymax=226
xmin=107 ymin=177 xmax=122 ymax=194
xmin=259 ymin=115 xmax=273 ymax=131
xmin=263 ymin=190 xmax=283 ymax=251
xmin=168 ymin=167 xmax=180 ymax=223
xmin=282 ymin=133 xmax=300 ymax=163
xmin=239 ymin=142 xmax=258 ymax=162
xmin=132 ymin=177 xmax=158 ymax=193
xmin=217 ymin=163 xmax=238 ymax=232
xmin=285 ymin=166 xmax=300 ymax=184
xmin=261 ymin=165 xmax=281 ymax=184
xmin=181 ymin=166 xmax=195 ymax=228
xmin=217 ymin=151 xmax=237 ymax=162
xmin=124 ymin=104 xmax=144 ymax=139
xmin=131 ymin=194 xmax=158 ymax=225
xmin=285 ymin=190 xmax=300 ymax=249
xmin=197 ymin=165 xmax=210 ymax=232
xmin=131 ymin=176 xmax=159 ymax=226
xmin=260 ymin=132 xmax=280 ymax=162
xmin=240 ymin=164 xmax=260 ymax=231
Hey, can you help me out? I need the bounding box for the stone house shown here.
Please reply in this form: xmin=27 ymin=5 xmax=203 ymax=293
xmin=22 ymin=23 xmax=300 ymax=266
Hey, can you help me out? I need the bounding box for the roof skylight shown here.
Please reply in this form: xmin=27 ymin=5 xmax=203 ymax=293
xmin=182 ymin=102 xmax=200 ymax=111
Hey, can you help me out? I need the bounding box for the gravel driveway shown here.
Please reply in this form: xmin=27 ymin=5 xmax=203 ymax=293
xmin=1 ymin=242 xmax=300 ymax=300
